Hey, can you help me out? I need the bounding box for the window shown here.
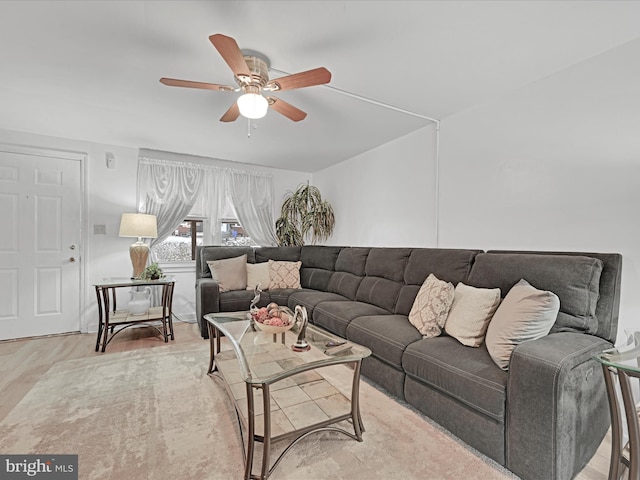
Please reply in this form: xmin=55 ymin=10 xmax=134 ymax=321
xmin=153 ymin=217 xmax=255 ymax=263
xmin=153 ymin=219 xmax=203 ymax=262
xmin=221 ymin=218 xmax=253 ymax=246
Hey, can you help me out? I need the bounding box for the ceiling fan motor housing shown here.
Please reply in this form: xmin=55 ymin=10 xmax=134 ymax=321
xmin=237 ymin=50 xmax=270 ymax=89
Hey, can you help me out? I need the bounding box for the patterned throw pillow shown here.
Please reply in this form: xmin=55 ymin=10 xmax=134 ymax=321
xmin=445 ymin=282 xmax=501 ymax=347
xmin=268 ymin=260 xmax=302 ymax=289
xmin=206 ymin=254 xmax=247 ymax=292
xmin=408 ymin=274 xmax=455 ymax=338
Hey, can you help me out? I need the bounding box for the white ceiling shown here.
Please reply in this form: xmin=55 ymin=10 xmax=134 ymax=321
xmin=1 ymin=1 xmax=639 ymax=172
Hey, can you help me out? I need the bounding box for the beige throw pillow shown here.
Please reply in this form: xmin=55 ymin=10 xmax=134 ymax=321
xmin=246 ymin=262 xmax=271 ymax=291
xmin=485 ymin=279 xmax=560 ymax=370
xmin=206 ymin=254 xmax=247 ymax=292
xmin=408 ymin=274 xmax=455 ymax=338
xmin=445 ymin=282 xmax=501 ymax=347
xmin=268 ymin=260 xmax=302 ymax=289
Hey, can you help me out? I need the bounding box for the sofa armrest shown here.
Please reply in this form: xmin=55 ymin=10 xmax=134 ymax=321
xmin=195 ymin=278 xmax=221 ymax=339
xmin=506 ymin=332 xmax=612 ymax=480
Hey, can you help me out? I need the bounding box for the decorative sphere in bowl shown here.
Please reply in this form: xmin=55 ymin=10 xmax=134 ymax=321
xmin=252 ymin=305 xmax=295 ymax=334
xmin=254 ymin=320 xmax=295 ymax=334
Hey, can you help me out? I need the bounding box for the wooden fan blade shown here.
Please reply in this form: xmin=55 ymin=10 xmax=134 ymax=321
xmin=209 ymin=34 xmax=251 ymax=79
xmin=220 ymin=102 xmax=240 ymax=122
xmin=160 ymin=77 xmax=234 ymax=91
xmin=268 ymin=97 xmax=307 ymax=122
xmin=266 ymin=67 xmax=331 ymax=92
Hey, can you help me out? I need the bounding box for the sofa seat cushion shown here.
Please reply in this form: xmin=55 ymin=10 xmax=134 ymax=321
xmin=402 ymin=337 xmax=508 ymax=422
xmin=347 ymin=315 xmax=423 ymax=368
xmin=287 ymin=290 xmax=349 ymax=319
xmin=313 ymin=301 xmax=389 ymax=338
xmin=220 ymin=290 xmax=270 ymax=312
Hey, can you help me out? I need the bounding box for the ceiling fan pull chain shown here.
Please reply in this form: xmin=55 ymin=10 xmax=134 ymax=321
xmin=247 ymin=117 xmax=251 ymax=138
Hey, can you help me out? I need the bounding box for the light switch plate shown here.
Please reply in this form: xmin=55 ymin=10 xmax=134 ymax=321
xmin=93 ymin=224 xmax=107 ymax=235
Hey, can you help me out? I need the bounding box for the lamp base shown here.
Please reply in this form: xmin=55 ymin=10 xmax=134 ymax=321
xmin=130 ymin=240 xmax=149 ymax=278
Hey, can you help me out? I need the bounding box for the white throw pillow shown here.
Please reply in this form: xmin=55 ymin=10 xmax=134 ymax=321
xmin=408 ymin=274 xmax=455 ymax=338
xmin=206 ymin=254 xmax=247 ymax=292
xmin=246 ymin=262 xmax=271 ymax=291
xmin=485 ymin=279 xmax=560 ymax=370
xmin=268 ymin=260 xmax=302 ymax=289
xmin=445 ymin=282 xmax=501 ymax=347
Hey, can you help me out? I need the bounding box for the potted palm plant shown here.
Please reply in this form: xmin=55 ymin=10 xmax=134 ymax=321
xmin=275 ymin=182 xmax=335 ymax=246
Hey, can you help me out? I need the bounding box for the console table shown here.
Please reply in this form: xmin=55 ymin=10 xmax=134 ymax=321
xmin=596 ymin=332 xmax=640 ymax=480
xmin=94 ymin=277 xmax=175 ymax=352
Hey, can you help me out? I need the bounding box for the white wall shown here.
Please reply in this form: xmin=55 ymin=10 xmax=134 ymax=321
xmin=313 ymin=38 xmax=640 ymax=343
xmin=314 ymin=124 xmax=438 ymax=247
xmin=438 ymin=38 xmax=640 ymax=342
xmin=0 ymin=128 xmax=309 ymax=335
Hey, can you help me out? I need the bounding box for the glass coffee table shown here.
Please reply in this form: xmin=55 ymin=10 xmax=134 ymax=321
xmin=204 ymin=311 xmax=371 ymax=480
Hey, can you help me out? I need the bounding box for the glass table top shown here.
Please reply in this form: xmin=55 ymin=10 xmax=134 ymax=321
xmin=94 ymin=277 xmax=175 ymax=288
xmin=205 ymin=312 xmax=371 ymax=385
xmin=595 ymin=331 xmax=640 ymax=374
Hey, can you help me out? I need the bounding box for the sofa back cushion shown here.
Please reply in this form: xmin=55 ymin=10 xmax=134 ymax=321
xmin=356 ymin=277 xmax=403 ymax=312
xmin=335 ymin=247 xmax=370 ymax=276
xmin=404 ymin=248 xmax=480 ymax=286
xmin=488 ymin=250 xmax=622 ymax=343
xmin=298 ymin=246 xmax=343 ymax=291
xmin=301 ymin=268 xmax=334 ymax=291
xmin=365 ymin=248 xmax=412 ymax=282
xmin=301 ymin=245 xmax=342 ymax=270
xmin=327 ymin=272 xmax=363 ymax=300
xmin=197 ymin=246 xmax=255 ymax=279
xmin=396 ymin=248 xmax=481 ymax=315
xmin=255 ymin=246 xmax=301 ymax=263
xmin=355 ymin=248 xmax=412 ymax=312
xmin=468 ymin=253 xmax=603 ymax=335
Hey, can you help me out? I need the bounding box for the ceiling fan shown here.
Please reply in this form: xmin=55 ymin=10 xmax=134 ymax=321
xmin=160 ymin=34 xmax=332 ymax=123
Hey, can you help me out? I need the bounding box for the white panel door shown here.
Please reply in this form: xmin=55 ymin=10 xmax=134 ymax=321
xmin=0 ymin=151 xmax=81 ymax=340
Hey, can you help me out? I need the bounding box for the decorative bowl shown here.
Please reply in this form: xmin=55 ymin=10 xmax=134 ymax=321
xmin=254 ymin=321 xmax=296 ymax=335
xmin=252 ymin=305 xmax=296 ymax=334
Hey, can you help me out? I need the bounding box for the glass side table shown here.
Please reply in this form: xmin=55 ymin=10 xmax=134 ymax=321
xmin=596 ymin=332 xmax=640 ymax=480
xmin=93 ymin=277 xmax=176 ymax=352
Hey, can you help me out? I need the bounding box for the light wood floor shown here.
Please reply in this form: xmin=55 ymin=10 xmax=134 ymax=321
xmin=0 ymin=321 xmax=613 ymax=480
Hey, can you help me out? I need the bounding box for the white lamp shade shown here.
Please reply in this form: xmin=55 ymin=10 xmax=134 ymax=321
xmin=237 ymin=93 xmax=269 ymax=119
xmin=119 ymin=213 xmax=158 ymax=239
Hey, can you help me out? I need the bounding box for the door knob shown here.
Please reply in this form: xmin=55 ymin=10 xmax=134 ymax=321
xmin=70 ymin=244 xmax=77 ymax=250
xmin=69 ymin=257 xmax=76 ymax=262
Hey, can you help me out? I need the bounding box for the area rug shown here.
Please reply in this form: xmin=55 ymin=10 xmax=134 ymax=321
xmin=0 ymin=341 xmax=518 ymax=479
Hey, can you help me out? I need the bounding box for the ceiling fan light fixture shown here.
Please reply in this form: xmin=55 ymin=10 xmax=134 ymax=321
xmin=237 ymin=92 xmax=268 ymax=119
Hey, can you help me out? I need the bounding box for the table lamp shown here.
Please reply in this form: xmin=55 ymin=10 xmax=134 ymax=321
xmin=119 ymin=213 xmax=158 ymax=278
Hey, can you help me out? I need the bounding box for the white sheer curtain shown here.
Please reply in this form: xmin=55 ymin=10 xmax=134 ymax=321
xmin=137 ymin=158 xmax=204 ymax=261
xmin=226 ymin=170 xmax=278 ymax=247
xmin=136 ymin=152 xmax=279 ymax=252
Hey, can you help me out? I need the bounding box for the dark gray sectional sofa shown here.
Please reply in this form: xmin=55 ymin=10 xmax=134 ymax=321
xmin=195 ymin=245 xmax=622 ymax=480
